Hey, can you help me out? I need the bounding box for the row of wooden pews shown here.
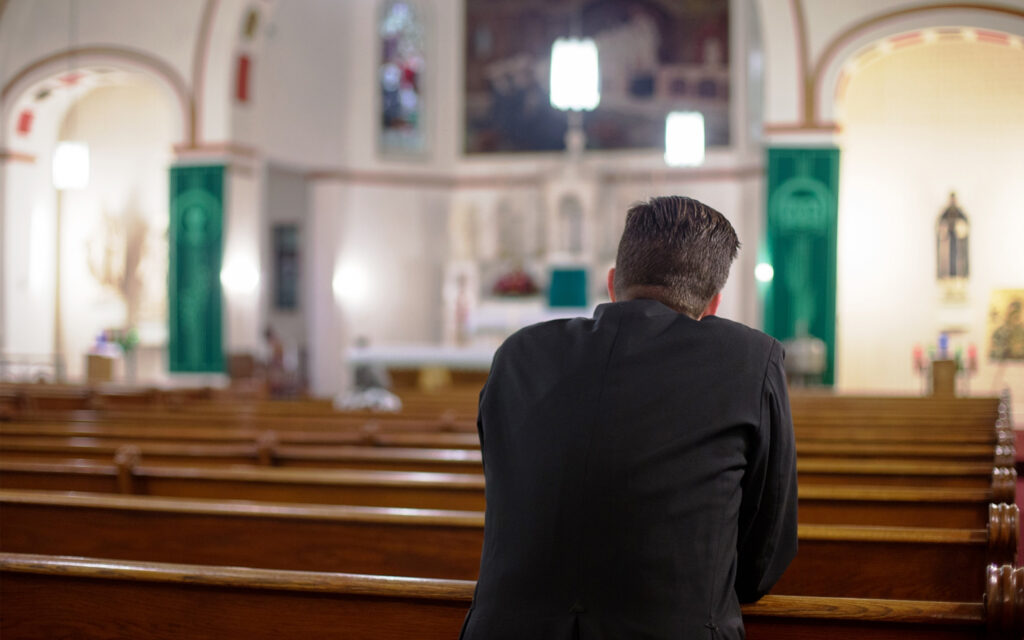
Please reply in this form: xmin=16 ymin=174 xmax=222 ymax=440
xmin=1 ymin=384 xmax=1022 ymax=638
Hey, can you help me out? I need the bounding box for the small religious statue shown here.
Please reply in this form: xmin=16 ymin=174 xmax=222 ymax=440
xmin=936 ymin=192 xmax=969 ymax=300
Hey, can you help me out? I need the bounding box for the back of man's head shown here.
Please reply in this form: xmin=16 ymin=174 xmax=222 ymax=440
xmin=613 ymin=195 xmax=740 ymax=318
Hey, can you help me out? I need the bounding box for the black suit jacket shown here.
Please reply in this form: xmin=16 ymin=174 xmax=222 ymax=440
xmin=460 ymin=299 xmax=798 ymax=640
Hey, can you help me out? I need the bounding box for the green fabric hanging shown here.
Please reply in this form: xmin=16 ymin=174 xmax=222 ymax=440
xmin=764 ymin=148 xmax=839 ymax=385
xmin=168 ymin=165 xmax=225 ymax=373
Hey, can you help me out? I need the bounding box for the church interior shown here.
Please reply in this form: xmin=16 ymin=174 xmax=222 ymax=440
xmin=1 ymin=0 xmax=1024 ymax=638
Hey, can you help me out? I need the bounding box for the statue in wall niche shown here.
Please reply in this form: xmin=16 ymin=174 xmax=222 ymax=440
xmin=530 ymin=194 xmax=547 ymax=258
xmin=936 ymin=192 xmax=969 ymax=300
xmin=497 ymin=198 xmax=525 ymax=260
xmin=449 ymin=201 xmax=478 ymax=261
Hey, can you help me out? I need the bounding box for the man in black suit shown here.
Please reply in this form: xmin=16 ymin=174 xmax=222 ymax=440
xmin=461 ymin=196 xmax=798 ymax=640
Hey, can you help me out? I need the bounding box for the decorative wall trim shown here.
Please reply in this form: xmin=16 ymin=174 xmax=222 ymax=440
xmin=833 ymin=26 xmax=1023 ymax=106
xmin=600 ymin=165 xmax=765 ymax=185
xmin=763 ymin=122 xmax=841 ymax=134
xmin=812 ymin=3 xmax=1024 ymax=121
xmin=0 ymin=149 xmax=36 ymax=164
xmin=305 ymin=168 xmax=537 ymax=190
xmin=173 ymin=141 xmax=259 ymax=158
xmin=304 ymin=165 xmax=764 ymax=190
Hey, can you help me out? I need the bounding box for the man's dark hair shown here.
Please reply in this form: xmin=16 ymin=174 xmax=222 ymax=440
xmin=613 ymin=195 xmax=740 ymax=318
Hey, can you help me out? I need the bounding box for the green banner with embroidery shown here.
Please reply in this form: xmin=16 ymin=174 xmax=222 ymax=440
xmin=168 ymin=165 xmax=224 ymax=372
xmin=764 ymin=148 xmax=839 ymax=385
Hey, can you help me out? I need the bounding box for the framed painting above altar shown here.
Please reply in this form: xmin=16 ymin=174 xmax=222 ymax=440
xmin=463 ymin=0 xmax=731 ymax=153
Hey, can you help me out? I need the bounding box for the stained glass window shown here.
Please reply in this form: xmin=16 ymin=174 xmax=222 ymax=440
xmin=379 ymin=2 xmax=426 ymax=154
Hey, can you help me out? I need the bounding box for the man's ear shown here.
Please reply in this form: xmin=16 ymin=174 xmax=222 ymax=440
xmin=607 ymin=267 xmax=616 ymax=301
xmin=700 ymin=292 xmax=722 ymax=319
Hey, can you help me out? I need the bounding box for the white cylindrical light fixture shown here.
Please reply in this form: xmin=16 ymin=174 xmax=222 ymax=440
xmin=549 ymin=38 xmax=600 ymax=111
xmin=52 ymin=141 xmax=90 ymax=190
xmin=664 ymin=111 xmax=705 ymax=167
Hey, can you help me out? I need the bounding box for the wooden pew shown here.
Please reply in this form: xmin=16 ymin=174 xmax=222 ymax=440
xmin=4 ymin=408 xmax=479 ymax=432
xmin=797 ymin=459 xmax=1016 ymax=495
xmin=797 ymin=485 xmax=1005 ymax=528
xmin=0 ymin=489 xmax=1016 ymax=600
xmin=0 ymin=437 xmax=484 ymax=473
xmin=0 ymin=460 xmax=488 ymax=510
xmin=5 ymin=387 xmax=1003 ymax=434
xmin=0 ymin=455 xmax=1016 ymax=512
xmin=0 ymin=422 xmax=483 ymax=448
xmin=2 ymin=553 xmax=1021 ymax=639
xmin=1 ymin=419 xmax=1012 ymax=461
xmin=3 ymin=435 xmax=1012 ymax=480
xmin=0 ymin=490 xmax=485 ymax=579
xmin=789 ymin=394 xmax=1001 ymax=422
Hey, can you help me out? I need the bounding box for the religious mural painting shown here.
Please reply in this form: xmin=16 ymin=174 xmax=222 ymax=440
xmin=379 ymin=1 xmax=427 ymax=155
xmin=988 ymin=289 xmax=1024 ymax=361
xmin=168 ymin=165 xmax=224 ymax=373
xmin=464 ymin=0 xmax=730 ymax=153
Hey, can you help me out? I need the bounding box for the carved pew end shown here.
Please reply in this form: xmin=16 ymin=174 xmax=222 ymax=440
xmin=114 ymin=445 xmax=141 ymax=494
xmin=438 ymin=410 xmax=459 ymax=432
xmin=257 ymin=431 xmax=280 ymax=466
xmin=991 ymin=467 xmax=1017 ymax=505
xmin=988 ymin=503 xmax=1020 ymax=565
xmin=986 ymin=564 xmax=1024 ymax=639
xmin=360 ymin=423 xmax=382 ymax=446
xmin=995 ymin=444 xmax=1016 ymax=469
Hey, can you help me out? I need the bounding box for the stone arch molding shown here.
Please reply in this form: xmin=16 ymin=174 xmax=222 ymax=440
xmin=814 ymin=4 xmax=1024 ymax=124
xmin=2 ymin=46 xmax=193 ymax=147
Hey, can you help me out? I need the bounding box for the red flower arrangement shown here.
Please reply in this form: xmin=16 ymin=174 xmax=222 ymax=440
xmin=492 ymin=268 xmax=539 ymax=296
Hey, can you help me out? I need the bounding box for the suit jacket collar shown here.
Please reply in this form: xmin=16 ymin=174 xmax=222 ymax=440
xmin=593 ymin=298 xmax=691 ymax=321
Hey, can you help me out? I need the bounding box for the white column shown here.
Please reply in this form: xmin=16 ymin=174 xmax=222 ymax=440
xmin=307 ymin=179 xmax=348 ymax=397
xmin=2 ymin=156 xmax=57 ymax=361
xmin=221 ymin=160 xmax=265 ymax=354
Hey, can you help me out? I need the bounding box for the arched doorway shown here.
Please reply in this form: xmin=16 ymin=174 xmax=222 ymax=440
xmin=832 ymin=27 xmax=1024 ymax=399
xmin=2 ymin=58 xmax=185 ymax=382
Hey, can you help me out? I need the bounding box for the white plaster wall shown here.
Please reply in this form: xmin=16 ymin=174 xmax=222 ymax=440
xmin=1 ymin=159 xmax=55 ymax=359
xmin=753 ymin=0 xmax=801 ymax=124
xmin=201 ymin=0 xmax=255 ymax=144
xmin=836 ymin=39 xmax=1024 ymax=418
xmin=0 ymin=0 xmax=202 ymax=97
xmin=222 ymin=162 xmax=264 ymax=354
xmin=337 ymin=184 xmax=451 ymax=344
xmin=307 ymin=180 xmax=347 ymax=396
xmin=255 ymin=0 xmax=349 ymax=169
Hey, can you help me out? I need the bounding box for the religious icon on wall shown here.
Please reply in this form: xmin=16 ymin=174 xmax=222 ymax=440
xmin=988 ymin=290 xmax=1024 ymax=361
xmin=936 ymin=192 xmax=969 ymax=301
xmin=464 ymin=0 xmax=730 ymax=153
xmin=379 ymin=1 xmax=426 ymax=155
